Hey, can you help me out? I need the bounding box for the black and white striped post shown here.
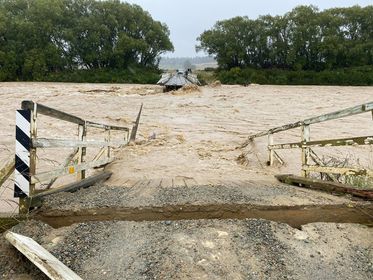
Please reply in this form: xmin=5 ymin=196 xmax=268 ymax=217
xmin=14 ymin=109 xmax=31 ymax=198
xmin=14 ymin=104 xmax=37 ymax=213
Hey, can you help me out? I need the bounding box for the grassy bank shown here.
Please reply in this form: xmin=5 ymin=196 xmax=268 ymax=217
xmin=1 ymin=66 xmax=161 ymax=84
xmin=44 ymin=67 xmax=161 ymax=84
xmin=214 ymin=66 xmax=373 ymax=86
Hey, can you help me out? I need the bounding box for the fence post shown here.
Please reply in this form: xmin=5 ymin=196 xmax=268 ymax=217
xmin=130 ymin=103 xmax=143 ymax=142
xmin=15 ymin=103 xmax=37 ymax=214
xmin=301 ymin=125 xmax=310 ymax=177
xmin=77 ymin=124 xmax=86 ymax=180
xmin=106 ymin=128 xmax=111 ymax=159
xmin=268 ymin=133 xmax=274 ymax=166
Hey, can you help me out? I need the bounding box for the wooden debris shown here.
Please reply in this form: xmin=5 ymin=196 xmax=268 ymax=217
xmin=276 ymin=174 xmax=373 ymax=200
xmin=0 ymin=158 xmax=15 ymax=187
xmin=5 ymin=231 xmax=82 ymax=280
xmin=32 ymin=171 xmax=112 ymax=200
xmin=130 ymin=103 xmax=143 ymax=142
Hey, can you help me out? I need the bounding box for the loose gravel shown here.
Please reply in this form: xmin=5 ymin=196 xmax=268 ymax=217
xmin=1 ymin=219 xmax=372 ymax=280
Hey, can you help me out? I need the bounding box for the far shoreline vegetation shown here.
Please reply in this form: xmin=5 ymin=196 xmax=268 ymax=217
xmin=197 ymin=5 xmax=373 ymax=86
xmin=0 ymin=1 xmax=372 ymax=85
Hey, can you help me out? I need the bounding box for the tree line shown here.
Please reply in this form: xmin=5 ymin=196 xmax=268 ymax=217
xmin=0 ymin=0 xmax=173 ymax=81
xmin=197 ymin=5 xmax=373 ymax=72
xmin=1 ymin=2 xmax=372 ymax=84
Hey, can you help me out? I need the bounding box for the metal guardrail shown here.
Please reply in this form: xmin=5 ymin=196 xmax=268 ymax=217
xmin=13 ymin=100 xmax=133 ymax=213
xmin=241 ymin=101 xmax=373 ymax=179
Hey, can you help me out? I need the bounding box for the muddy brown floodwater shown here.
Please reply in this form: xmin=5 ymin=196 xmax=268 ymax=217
xmin=0 ymin=83 xmax=372 ymax=279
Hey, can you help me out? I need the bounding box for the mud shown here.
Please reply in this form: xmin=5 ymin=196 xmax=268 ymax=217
xmin=35 ymin=203 xmax=373 ymax=229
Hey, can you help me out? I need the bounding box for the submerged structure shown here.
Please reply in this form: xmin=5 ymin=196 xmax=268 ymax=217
xmin=157 ymin=69 xmax=200 ymax=91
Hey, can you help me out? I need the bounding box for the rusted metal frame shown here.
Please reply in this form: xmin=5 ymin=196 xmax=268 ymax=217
xmin=31 ymin=158 xmax=113 ymax=184
xmin=301 ymin=125 xmax=310 ymax=177
xmin=242 ymin=101 xmax=373 ymax=147
xmin=303 ymin=165 xmax=373 ymax=177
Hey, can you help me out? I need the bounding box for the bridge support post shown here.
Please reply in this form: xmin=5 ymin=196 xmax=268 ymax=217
xmin=301 ymin=125 xmax=310 ymax=177
xmin=268 ymin=133 xmax=274 ymax=166
xmin=77 ymin=124 xmax=86 ymax=180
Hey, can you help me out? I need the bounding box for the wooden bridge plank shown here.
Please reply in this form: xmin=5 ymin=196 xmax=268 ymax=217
xmin=276 ymin=174 xmax=373 ymax=200
xmin=5 ymin=232 xmax=82 ymax=280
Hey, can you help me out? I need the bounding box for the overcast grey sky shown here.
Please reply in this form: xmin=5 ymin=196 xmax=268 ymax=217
xmin=125 ymin=0 xmax=372 ymax=57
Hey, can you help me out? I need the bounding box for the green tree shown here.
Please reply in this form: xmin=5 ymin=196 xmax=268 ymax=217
xmin=0 ymin=0 xmax=174 ymax=81
xmin=196 ymin=5 xmax=373 ymax=72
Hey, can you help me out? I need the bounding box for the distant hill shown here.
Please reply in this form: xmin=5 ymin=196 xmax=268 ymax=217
xmin=159 ymin=56 xmax=217 ymax=70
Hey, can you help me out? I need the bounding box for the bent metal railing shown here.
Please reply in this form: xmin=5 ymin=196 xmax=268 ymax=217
xmin=241 ymin=101 xmax=373 ymax=180
xmin=14 ymin=100 xmax=132 ymax=213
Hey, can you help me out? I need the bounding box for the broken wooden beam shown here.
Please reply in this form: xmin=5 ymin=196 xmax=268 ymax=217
xmin=0 ymin=157 xmax=15 ymax=187
xmin=32 ymin=171 xmax=112 ymax=200
xmin=5 ymin=231 xmax=82 ymax=280
xmin=275 ymin=174 xmax=373 ymax=200
xmin=130 ymin=103 xmax=143 ymax=142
